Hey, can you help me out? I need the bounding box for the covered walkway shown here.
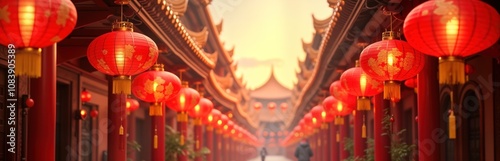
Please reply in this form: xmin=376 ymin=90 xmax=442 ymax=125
xmin=248 ymin=155 xmax=292 ymax=161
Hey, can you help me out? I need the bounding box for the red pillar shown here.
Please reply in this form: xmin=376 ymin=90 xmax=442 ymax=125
xmin=206 ymin=126 xmax=214 ymax=161
xmin=310 ymin=132 xmax=317 ymax=161
xmin=354 ymin=111 xmax=367 ymax=158
xmin=215 ymin=130 xmax=223 ymax=161
xmin=28 ymin=44 xmax=56 ymax=161
xmin=177 ymin=112 xmax=188 ymax=161
xmin=107 ymin=80 xmax=127 ymax=160
xmin=127 ymin=110 xmax=137 ymax=160
xmin=373 ymin=94 xmax=390 ymax=161
xmin=340 ymin=116 xmax=350 ymax=160
xmin=417 ymin=56 xmax=441 ymax=160
xmin=223 ymin=135 xmax=229 ymax=161
xmin=323 ymin=124 xmax=330 ymax=161
xmin=151 ymin=106 xmax=165 ymax=161
xmin=330 ymin=122 xmax=339 ymax=161
xmin=193 ymin=118 xmax=203 ymax=161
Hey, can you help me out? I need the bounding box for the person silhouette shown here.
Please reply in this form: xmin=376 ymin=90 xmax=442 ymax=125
xmin=294 ymin=139 xmax=313 ymax=161
xmin=260 ymin=147 xmax=268 ymax=161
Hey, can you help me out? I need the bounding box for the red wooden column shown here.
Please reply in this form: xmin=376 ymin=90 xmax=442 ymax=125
xmin=151 ymin=106 xmax=165 ymax=161
xmin=373 ymin=94 xmax=390 ymax=161
xmin=127 ymin=110 xmax=137 ymax=160
xmin=417 ymin=56 xmax=441 ymax=161
xmin=354 ymin=111 xmax=367 ymax=159
xmin=316 ymin=130 xmax=323 ymax=161
xmin=106 ymin=79 xmax=128 ymax=160
xmin=193 ymin=118 xmax=203 ymax=161
xmin=339 ymin=116 xmax=350 ymax=160
xmin=177 ymin=112 xmax=188 ymax=161
xmin=330 ymin=122 xmax=339 ymax=161
xmin=322 ymin=124 xmax=329 ymax=161
xmin=206 ymin=126 xmax=214 ymax=161
xmin=223 ymin=134 xmax=229 ymax=161
xmin=215 ymin=129 xmax=223 ymax=161
xmin=28 ymin=44 xmax=57 ymax=161
xmin=310 ymin=132 xmax=317 ymax=161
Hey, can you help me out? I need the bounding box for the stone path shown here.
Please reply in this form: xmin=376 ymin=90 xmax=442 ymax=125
xmin=247 ymin=155 xmax=292 ymax=161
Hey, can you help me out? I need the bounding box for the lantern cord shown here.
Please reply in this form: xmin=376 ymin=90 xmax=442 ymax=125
xmin=390 ymin=12 xmax=393 ymax=32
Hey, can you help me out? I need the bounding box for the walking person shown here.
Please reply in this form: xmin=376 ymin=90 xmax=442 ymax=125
xmin=294 ymin=139 xmax=313 ymax=161
xmin=260 ymin=147 xmax=268 ymax=161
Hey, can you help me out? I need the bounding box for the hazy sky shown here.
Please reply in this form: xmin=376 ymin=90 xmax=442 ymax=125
xmin=208 ymin=0 xmax=332 ymax=89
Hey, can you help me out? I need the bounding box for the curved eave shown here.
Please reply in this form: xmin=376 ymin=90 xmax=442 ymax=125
xmin=131 ymin=0 xmax=215 ymax=77
xmin=289 ymin=0 xmax=365 ymax=131
xmin=312 ymin=13 xmax=333 ymax=34
xmin=165 ymin=0 xmax=188 ymax=16
xmin=206 ymin=71 xmax=259 ymax=128
xmin=186 ymin=27 xmax=209 ymax=48
xmin=216 ymin=19 xmax=223 ymax=34
xmin=199 ymin=5 xmax=234 ymax=65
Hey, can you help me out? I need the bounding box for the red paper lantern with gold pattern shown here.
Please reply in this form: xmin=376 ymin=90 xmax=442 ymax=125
xmin=330 ymin=80 xmax=356 ymax=107
xmin=87 ymin=21 xmax=159 ymax=94
xmin=311 ymin=105 xmax=324 ymax=122
xmin=188 ymin=98 xmax=214 ymax=118
xmin=132 ymin=64 xmax=181 ymax=116
xmin=165 ymin=82 xmax=201 ymax=113
xmin=360 ymin=32 xmax=425 ymax=102
xmin=0 ymin=0 xmax=77 ymax=78
xmin=340 ymin=63 xmax=383 ymax=110
xmin=404 ymin=0 xmax=500 ymax=85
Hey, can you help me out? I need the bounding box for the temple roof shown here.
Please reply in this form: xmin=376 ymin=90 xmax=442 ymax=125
xmin=250 ymin=66 xmax=292 ymax=99
xmin=312 ymin=13 xmax=333 ymax=33
xmin=166 ymin=0 xmax=188 ymax=16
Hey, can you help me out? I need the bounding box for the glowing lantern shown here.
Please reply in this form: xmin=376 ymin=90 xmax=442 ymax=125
xmin=329 ymin=80 xmax=356 ymax=107
xmin=216 ymin=114 xmax=229 ymax=129
xmin=359 ymin=31 xmax=425 ymax=102
xmin=165 ymin=82 xmax=200 ymax=113
xmin=81 ymin=88 xmax=92 ymax=103
xmin=0 ymin=0 xmax=77 ymax=78
xmin=340 ymin=62 xmax=383 ymax=110
xmin=280 ymin=103 xmax=287 ymax=111
xmin=87 ymin=21 xmax=159 ymax=94
xmin=132 ymin=64 xmax=181 ymax=116
xmin=404 ymin=0 xmax=500 ymax=85
xmin=188 ymin=98 xmax=214 ymax=118
xmin=323 ymin=96 xmax=353 ymax=116
xmin=311 ymin=105 xmax=325 ymax=123
xmin=267 ymin=102 xmax=276 ymax=110
xmin=254 ymin=102 xmax=262 ymax=110
xmin=126 ymin=98 xmax=139 ymax=113
xmin=90 ymin=109 xmax=98 ymax=118
xmin=203 ymin=109 xmax=221 ymax=126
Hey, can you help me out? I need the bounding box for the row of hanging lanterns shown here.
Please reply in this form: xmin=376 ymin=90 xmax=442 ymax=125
xmin=253 ymin=102 xmax=288 ymax=111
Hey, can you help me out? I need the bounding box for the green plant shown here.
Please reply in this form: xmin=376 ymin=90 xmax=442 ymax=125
xmin=343 ymin=137 xmax=374 ymax=161
xmin=164 ymin=125 xmax=211 ymax=161
xmin=127 ymin=140 xmax=141 ymax=161
xmin=381 ymin=109 xmax=416 ymax=161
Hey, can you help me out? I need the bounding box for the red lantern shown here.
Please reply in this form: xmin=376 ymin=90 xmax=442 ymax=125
xmin=0 ymin=0 xmax=77 ymax=78
xmin=79 ymin=109 xmax=87 ymax=120
xmin=280 ymin=103 xmax=287 ymax=111
xmin=254 ymin=102 xmax=262 ymax=110
xmin=90 ymin=109 xmax=99 ymax=118
xmin=330 ymin=80 xmax=356 ymax=107
xmin=323 ymin=96 xmax=353 ymax=117
xmin=165 ymin=82 xmax=201 ymax=113
xmin=359 ymin=32 xmax=425 ymax=102
xmin=404 ymin=0 xmax=500 ymax=85
xmin=311 ymin=105 xmax=324 ymax=123
xmin=267 ymin=102 xmax=276 ymax=110
xmin=25 ymin=98 xmax=34 ymax=108
xmin=188 ymin=98 xmax=214 ymax=118
xmin=340 ymin=63 xmax=383 ymax=110
xmin=126 ymin=98 xmax=140 ymax=113
xmin=87 ymin=21 xmax=159 ymax=94
xmin=203 ymin=109 xmax=221 ymax=126
xmin=404 ymin=77 xmax=417 ymax=88
xmin=81 ymin=88 xmax=92 ymax=103
xmin=465 ymin=64 xmax=475 ymax=75
xmin=216 ymin=114 xmax=229 ymax=129
xmin=132 ymin=64 xmax=181 ymax=116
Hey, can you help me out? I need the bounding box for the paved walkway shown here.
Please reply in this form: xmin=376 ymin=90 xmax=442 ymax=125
xmin=248 ymin=155 xmax=292 ymax=161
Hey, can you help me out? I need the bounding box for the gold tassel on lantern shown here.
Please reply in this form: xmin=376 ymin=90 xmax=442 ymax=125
xmin=149 ymin=102 xmax=162 ymax=116
xmin=16 ymin=48 xmax=42 ymax=78
xmin=357 ymin=96 xmax=371 ymax=110
xmin=177 ymin=112 xmax=188 ymax=122
xmin=449 ymin=110 xmax=456 ymax=139
xmin=439 ymin=56 xmax=465 ymax=85
xmin=180 ymin=134 xmax=185 ymax=145
xmin=336 ymin=132 xmax=340 ymax=142
xmin=113 ymin=75 xmax=131 ymax=94
xmin=119 ymin=125 xmax=124 ymax=135
xmin=384 ymin=81 xmax=401 ymax=102
xmin=154 ymin=128 xmax=158 ymax=149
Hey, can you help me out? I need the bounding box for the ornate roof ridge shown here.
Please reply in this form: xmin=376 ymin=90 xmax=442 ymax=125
xmin=312 ymin=13 xmax=333 ymax=34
